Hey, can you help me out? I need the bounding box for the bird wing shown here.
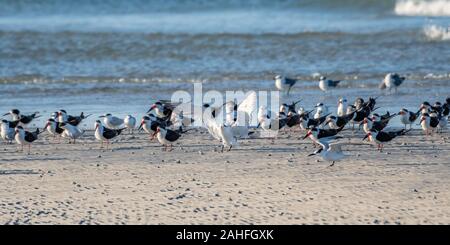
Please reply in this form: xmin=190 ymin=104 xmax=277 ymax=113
xmin=329 ymin=142 xmax=344 ymax=153
xmin=165 ymin=129 xmax=182 ymax=142
xmin=111 ymin=117 xmax=124 ymax=126
xmin=328 ymin=80 xmax=341 ymax=87
xmin=237 ymin=91 xmax=258 ymax=126
xmin=284 ymin=77 xmax=297 ymax=86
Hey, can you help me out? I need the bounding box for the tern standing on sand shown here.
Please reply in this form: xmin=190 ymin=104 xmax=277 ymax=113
xmin=100 ymin=113 xmax=124 ymax=129
xmin=124 ymin=115 xmax=136 ymax=134
xmin=308 ymin=139 xmax=348 ymax=167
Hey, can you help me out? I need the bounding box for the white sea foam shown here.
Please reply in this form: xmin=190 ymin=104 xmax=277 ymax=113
xmin=423 ymin=25 xmax=450 ymax=41
xmin=395 ymin=0 xmax=450 ymax=16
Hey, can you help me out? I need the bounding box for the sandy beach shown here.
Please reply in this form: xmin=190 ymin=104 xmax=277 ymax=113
xmin=1 ymin=128 xmax=449 ymax=225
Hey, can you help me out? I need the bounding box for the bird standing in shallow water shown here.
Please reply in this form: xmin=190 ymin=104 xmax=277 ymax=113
xmin=379 ymin=73 xmax=405 ymax=94
xmin=318 ymin=76 xmax=341 ymax=94
xmin=274 ymin=75 xmax=298 ymax=96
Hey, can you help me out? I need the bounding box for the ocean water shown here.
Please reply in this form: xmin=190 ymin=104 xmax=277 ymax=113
xmin=0 ymin=0 xmax=449 ymax=128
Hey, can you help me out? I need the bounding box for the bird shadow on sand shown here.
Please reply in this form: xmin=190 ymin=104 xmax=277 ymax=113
xmin=0 ymin=169 xmax=40 ymax=175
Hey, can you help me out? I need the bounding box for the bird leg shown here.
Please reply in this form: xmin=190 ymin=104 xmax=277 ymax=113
xmin=28 ymin=145 xmax=31 ymax=155
xmin=221 ymin=145 xmax=224 ymax=153
xmin=329 ymin=161 xmax=335 ymax=167
xmin=228 ymin=145 xmax=233 ymax=152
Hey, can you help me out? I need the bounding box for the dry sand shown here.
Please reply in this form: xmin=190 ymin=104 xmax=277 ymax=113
xmin=0 ymin=128 xmax=449 ymax=225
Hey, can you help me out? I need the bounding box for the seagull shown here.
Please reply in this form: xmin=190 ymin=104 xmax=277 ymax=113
xmin=202 ymin=105 xmax=239 ymax=150
xmin=363 ymin=128 xmax=409 ymax=152
xmin=99 ymin=113 xmax=124 ymax=129
xmin=337 ymin=98 xmax=348 ymax=117
xmin=379 ymin=73 xmax=405 ymax=93
xmin=94 ymin=120 xmax=125 ymax=149
xmin=59 ymin=122 xmax=85 ymax=144
xmin=43 ymin=118 xmax=65 ymax=140
xmin=3 ymin=109 xmax=40 ymax=125
xmin=274 ymin=75 xmax=298 ymax=96
xmin=318 ymin=76 xmax=341 ymax=93
xmin=153 ymin=126 xmax=192 ymax=152
xmin=58 ymin=110 xmax=90 ymax=126
xmin=314 ymin=103 xmax=329 ymax=119
xmin=398 ymin=108 xmax=420 ymax=130
xmin=420 ymin=113 xmax=440 ymax=135
xmin=14 ymin=126 xmax=41 ymax=154
xmin=1 ymin=119 xmax=19 ymax=144
xmin=124 ymin=115 xmax=136 ymax=134
xmin=307 ymin=139 xmax=349 ymax=167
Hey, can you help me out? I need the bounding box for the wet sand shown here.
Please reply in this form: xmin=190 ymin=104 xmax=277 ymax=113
xmin=0 ymin=128 xmax=449 ymax=224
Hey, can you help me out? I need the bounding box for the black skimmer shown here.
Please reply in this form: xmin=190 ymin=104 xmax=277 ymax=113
xmin=318 ymin=76 xmax=341 ymax=93
xmin=350 ymin=98 xmax=379 ymax=129
xmin=257 ymin=106 xmax=288 ymax=131
xmin=299 ymin=112 xmax=331 ymax=130
xmin=354 ymin=97 xmax=365 ymax=110
xmin=153 ymin=126 xmax=192 ymax=152
xmin=308 ymin=139 xmax=348 ymax=167
xmin=94 ymin=120 xmax=125 ymax=149
xmin=138 ymin=115 xmax=165 ymax=141
xmin=325 ymin=112 xmax=356 ymax=129
xmin=286 ymin=109 xmax=313 ymax=128
xmin=124 ymin=115 xmax=136 ymax=134
xmin=274 ymin=75 xmax=297 ymax=96
xmin=59 ymin=122 xmax=84 ymax=144
xmin=14 ymin=126 xmax=41 ymax=154
xmin=99 ymin=113 xmax=124 ymax=129
xmin=419 ymin=113 xmax=440 ymax=135
xmin=363 ymin=128 xmax=409 ymax=152
xmin=361 ymin=112 xmax=397 ymax=133
xmin=379 ymin=73 xmax=405 ymax=93
xmin=398 ymin=108 xmax=420 ymax=129
xmin=58 ymin=110 xmax=90 ymax=126
xmin=3 ymin=109 xmax=40 ymax=125
xmin=303 ymin=126 xmax=344 ymax=143
xmin=443 ymin=97 xmax=450 ymax=117
xmin=147 ymin=101 xmax=176 ymax=119
xmin=280 ymin=100 xmax=302 ymax=116
xmin=337 ymin=97 xmax=348 ymax=117
xmin=1 ymin=119 xmax=19 ymax=144
xmin=43 ymin=118 xmax=64 ymax=140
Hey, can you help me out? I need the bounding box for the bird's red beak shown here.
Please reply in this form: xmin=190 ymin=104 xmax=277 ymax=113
xmin=95 ymin=124 xmax=99 ymax=130
xmin=302 ymin=131 xmax=312 ymax=140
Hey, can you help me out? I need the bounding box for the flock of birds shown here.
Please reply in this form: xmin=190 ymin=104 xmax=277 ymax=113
xmin=1 ymin=73 xmax=449 ymax=167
